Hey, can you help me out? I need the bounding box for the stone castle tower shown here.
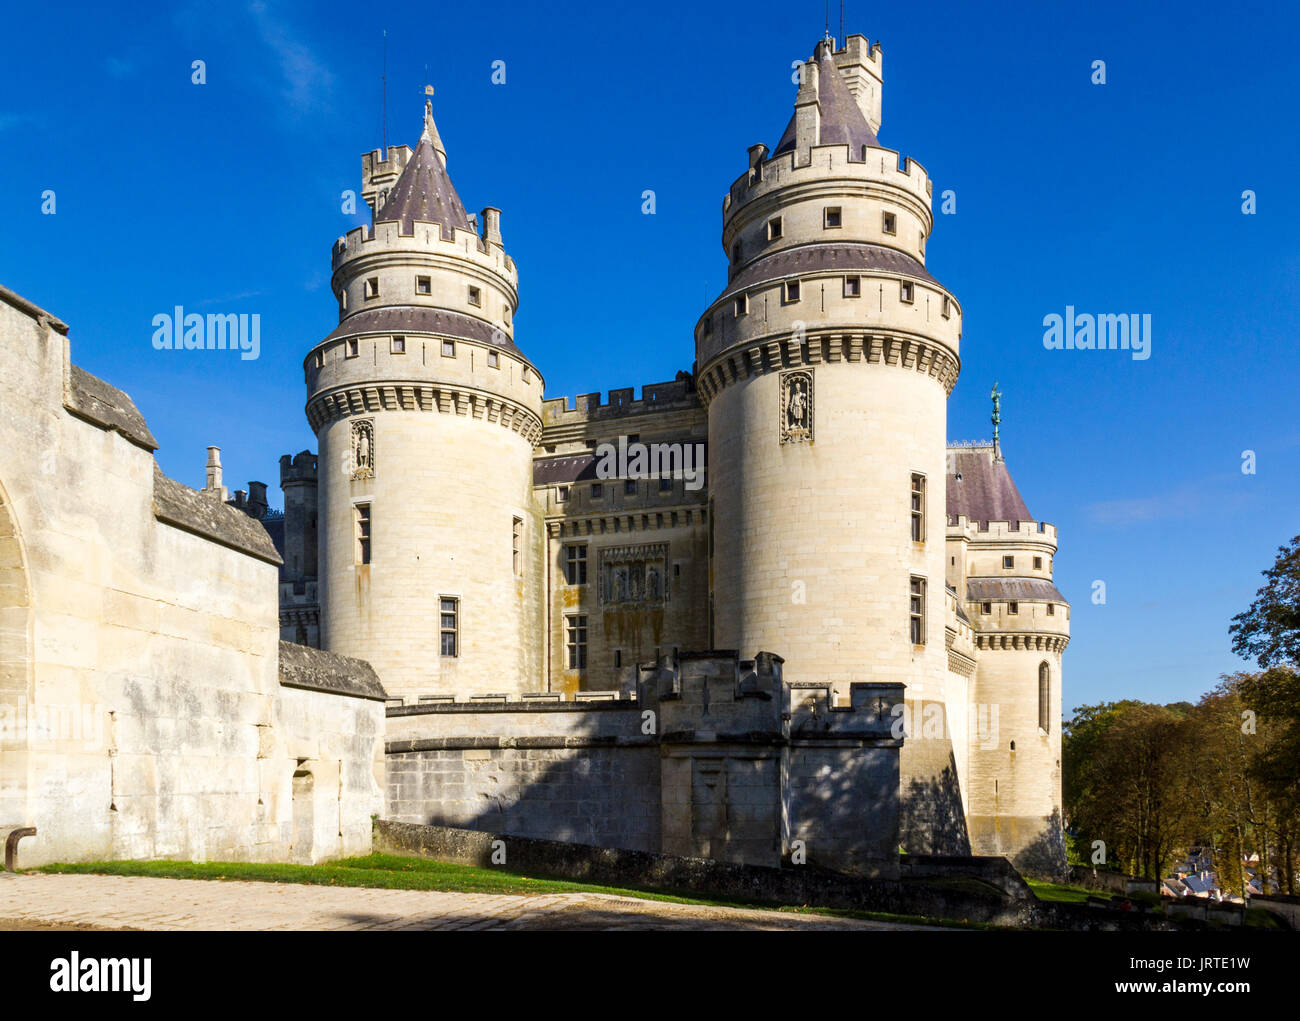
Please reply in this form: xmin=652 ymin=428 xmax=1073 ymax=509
xmin=284 ymin=37 xmax=1069 ymax=875
xmin=305 ymin=97 xmax=545 ymax=702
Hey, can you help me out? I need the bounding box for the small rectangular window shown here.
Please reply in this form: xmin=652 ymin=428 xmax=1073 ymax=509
xmin=624 ymin=479 xmax=638 ymax=496
xmin=614 ymin=650 xmax=622 ymax=668
xmin=566 ymin=614 xmax=588 ymax=670
xmin=910 ymin=473 xmax=926 ymax=542
xmin=468 ymin=285 xmax=482 ymax=307
xmin=416 ymin=275 xmax=431 ymax=295
xmin=900 ymin=281 xmax=914 ymax=303
xmin=767 ymin=216 xmax=783 ymax=240
xmin=702 ymin=316 xmax=712 ymax=338
xmin=512 ymin=516 xmax=523 ymax=576
xmin=1047 ymin=603 xmax=1056 ymax=616
xmin=844 ymin=275 xmax=861 ymax=298
xmin=440 ymin=597 xmax=458 ymax=656
xmin=1008 ymin=601 xmax=1019 ymax=615
xmin=442 ymin=340 xmax=455 ymax=357
xmin=345 ymin=339 xmax=359 ymax=358
xmin=909 ymin=576 xmax=927 ymax=645
xmin=365 ymin=276 xmax=380 ymax=298
xmin=659 ymin=476 xmax=672 ymax=492
xmin=1033 ymin=556 xmax=1043 ymax=570
xmin=391 ymin=335 xmax=406 ymax=354
xmin=591 ymin=482 xmax=603 ymax=498
xmin=557 ymin=486 xmax=569 ymax=503
xmin=564 ymin=544 xmax=588 ymax=585
xmin=981 ymin=601 xmax=992 ymax=615
xmin=942 ymin=295 xmax=952 ymax=318
xmin=882 ymin=212 xmax=897 ymax=235
xmin=355 ymin=503 xmax=371 ymax=564
xmin=1003 ymin=555 xmax=1014 ymax=569
xmin=339 ymin=290 xmax=348 ymax=312
xmin=735 ymin=293 xmax=749 ymax=316
xmin=487 ymin=350 xmax=499 ymax=368
xmin=824 ymin=206 xmax=842 ymax=228
xmin=785 ymin=280 xmax=801 ymax=303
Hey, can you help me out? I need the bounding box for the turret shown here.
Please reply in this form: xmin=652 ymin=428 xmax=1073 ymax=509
xmin=307 ymin=95 xmax=545 ymax=701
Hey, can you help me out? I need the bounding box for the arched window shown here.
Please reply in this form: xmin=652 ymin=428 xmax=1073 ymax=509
xmin=1038 ymin=662 xmax=1051 ymax=733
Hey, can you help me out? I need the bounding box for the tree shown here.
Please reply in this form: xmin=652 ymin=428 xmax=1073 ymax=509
xmin=1230 ymin=535 xmax=1300 ymax=669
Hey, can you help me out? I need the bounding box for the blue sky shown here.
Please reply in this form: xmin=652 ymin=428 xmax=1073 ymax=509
xmin=1 ymin=0 xmax=1296 ymax=712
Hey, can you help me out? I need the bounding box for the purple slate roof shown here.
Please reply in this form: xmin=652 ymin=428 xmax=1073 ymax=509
xmin=374 ymin=133 xmax=474 ymax=240
xmin=722 ymin=243 xmax=935 ymax=303
xmin=947 ymin=446 xmax=1033 ymax=526
xmin=324 ymin=306 xmax=526 ymax=359
xmin=966 ymin=577 xmax=1066 ymax=604
xmin=534 ymin=453 xmax=599 ymax=486
xmin=774 ymin=45 xmax=880 ymax=158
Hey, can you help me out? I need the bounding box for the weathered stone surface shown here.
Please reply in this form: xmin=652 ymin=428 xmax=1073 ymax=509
xmin=278 ymin=640 xmax=387 ymax=702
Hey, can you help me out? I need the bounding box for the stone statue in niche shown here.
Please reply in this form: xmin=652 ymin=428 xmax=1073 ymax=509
xmin=647 ymin=566 xmax=661 ymax=601
xmin=598 ymin=543 xmax=670 ymax=607
xmin=780 ymin=369 xmax=814 ymax=444
xmin=351 ymin=419 xmax=375 ymax=480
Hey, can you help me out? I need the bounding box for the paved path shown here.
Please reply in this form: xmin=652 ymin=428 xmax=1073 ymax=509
xmin=0 ymin=873 xmax=939 ymax=931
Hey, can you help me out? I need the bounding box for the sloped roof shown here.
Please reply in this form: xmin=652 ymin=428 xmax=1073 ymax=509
xmin=374 ymin=114 xmax=474 ymax=239
xmin=152 ymin=465 xmax=282 ymax=565
xmin=324 ymin=305 xmax=525 ymax=358
xmin=278 ymin=640 xmax=388 ymax=702
xmin=947 ymin=446 xmax=1032 ymax=525
xmin=722 ymin=243 xmax=936 ymax=302
xmin=966 ymin=577 xmax=1066 ymax=604
xmin=65 ymin=365 xmax=158 ymax=451
xmin=773 ymin=44 xmax=880 ymax=158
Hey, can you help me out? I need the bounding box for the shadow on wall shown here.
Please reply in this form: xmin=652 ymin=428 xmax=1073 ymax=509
xmin=899 ymin=756 xmax=971 ymax=857
xmin=1011 ymin=809 xmax=1068 ymax=882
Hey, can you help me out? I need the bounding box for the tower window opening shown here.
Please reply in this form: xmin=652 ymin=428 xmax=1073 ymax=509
xmin=942 ymin=295 xmax=952 ymax=318
xmin=1003 ymin=555 xmax=1014 ymax=569
xmin=566 ymin=614 xmax=588 ymax=670
xmin=702 ymin=316 xmax=712 ymax=338
xmin=624 ymin=480 xmax=638 ymax=496
xmin=557 ymin=486 xmax=569 ymax=503
xmin=844 ymin=275 xmax=861 ymax=298
xmin=354 ymin=503 xmax=371 ymax=565
xmin=364 ymin=276 xmax=380 ymax=299
xmin=735 ymin=293 xmax=749 ymax=316
xmin=1008 ymin=600 xmax=1019 ymax=615
xmin=1038 ymin=662 xmax=1051 ymax=733
xmin=345 ymin=339 xmax=359 ymax=359
xmin=767 ymin=216 xmax=783 ymax=241
xmin=1033 ymin=556 xmax=1043 ymax=570
xmin=659 ymin=476 xmax=673 ymax=492
xmin=440 ymin=597 xmax=459 ymax=657
xmin=981 ymin=601 xmax=992 ymax=614
xmin=391 ymin=335 xmax=406 ymax=354
xmin=487 ymin=350 xmax=499 ymax=368
xmin=512 ymin=516 xmax=524 ymax=576
xmin=591 ymin=483 xmax=603 ymax=498
xmin=416 ymin=275 xmax=431 ymax=295
xmin=910 ymin=473 xmax=926 ymax=542
xmin=824 ymin=206 xmax=842 ymax=229
xmin=564 ymin=544 xmax=588 ymax=585
xmin=784 ymin=280 xmax=801 ymax=304
xmin=882 ymin=212 xmax=897 ymax=235
xmin=614 ymin=650 xmax=622 ymax=668
xmin=339 ymin=290 xmax=348 ymax=313
xmin=900 ymin=281 xmax=915 ymax=303
xmin=1046 ymin=603 xmax=1056 ymax=616
xmin=909 ymin=576 xmax=927 ymax=645
xmin=468 ymin=285 xmax=482 ymax=306
xmin=314 ymin=350 xmax=324 ymax=368
xmin=441 ymin=340 xmax=455 ymax=357
xmin=731 ymin=241 xmax=742 ymax=264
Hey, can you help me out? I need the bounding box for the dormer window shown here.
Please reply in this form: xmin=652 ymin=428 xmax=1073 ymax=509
xmin=364 ymin=276 xmax=380 ymax=299
xmin=844 ymin=276 xmax=861 ymax=298
xmin=900 ymin=281 xmax=915 ymax=303
xmin=468 ymin=285 xmax=482 ymax=307
xmin=882 ymin=212 xmax=897 ymax=235
xmin=735 ymin=293 xmax=749 ymax=316
xmin=767 ymin=216 xmax=783 ymax=241
xmin=824 ymin=206 xmax=842 ymax=229
xmin=784 ymin=280 xmax=801 ymax=304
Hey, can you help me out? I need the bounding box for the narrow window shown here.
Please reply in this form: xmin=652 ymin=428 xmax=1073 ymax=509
xmin=566 ymin=614 xmax=588 ymax=670
xmin=468 ymin=285 xmax=482 ymax=306
xmin=981 ymin=601 xmax=992 ymax=615
xmin=702 ymin=316 xmax=712 ymax=338
xmin=314 ymin=350 xmax=324 ymax=368
xmin=1033 ymin=556 xmax=1043 ymax=570
xmin=942 ymin=295 xmax=952 ymax=318
xmin=624 ymin=479 xmax=638 ymax=495
xmin=441 ymin=340 xmax=455 ymax=357
xmin=391 ymin=335 xmax=406 ymax=354
xmin=882 ymin=212 xmax=897 ymax=235
xmin=731 ymin=241 xmax=741 ymax=263
xmin=591 ymin=482 xmax=603 ymax=498
xmin=1038 ymin=662 xmax=1051 ymax=733
xmin=824 ymin=206 xmax=842 ymax=228
xmin=416 ymin=275 xmax=431 ymax=295
xmin=522 ymin=366 xmax=530 ymax=383
xmin=659 ymin=476 xmax=672 ymax=492
xmin=1003 ymin=555 xmax=1014 ymax=569
xmin=487 ymin=350 xmax=499 ymax=368
xmin=564 ymin=544 xmax=588 ymax=585
xmin=1008 ymin=600 xmax=1019 ymax=615
xmin=557 ymin=486 xmax=569 ymax=503
xmin=345 ymin=339 xmax=359 ymax=358
xmin=1047 ymin=603 xmax=1056 ymax=616
xmin=440 ymin=597 xmax=458 ymax=656
xmin=900 ymin=281 xmax=914 ymax=303
xmin=767 ymin=216 xmax=783 ymax=241
xmin=735 ymin=293 xmax=749 ymax=316
xmin=339 ymin=290 xmax=348 ymax=312
xmin=910 ymin=473 xmax=926 ymax=542
xmin=785 ymin=280 xmax=801 ymax=303
xmin=614 ymin=650 xmax=622 ymax=668
xmin=365 ymin=276 xmax=380 ymax=299
xmin=844 ymin=275 xmax=861 ymax=298
xmin=909 ymin=576 xmax=927 ymax=645
xmin=355 ymin=503 xmax=371 ymax=564
xmin=512 ymin=516 xmax=523 ymax=576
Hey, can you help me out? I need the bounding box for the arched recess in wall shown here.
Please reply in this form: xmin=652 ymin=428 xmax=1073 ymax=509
xmin=1038 ymin=661 xmax=1050 ymax=734
xmin=0 ymin=477 xmax=34 ymax=824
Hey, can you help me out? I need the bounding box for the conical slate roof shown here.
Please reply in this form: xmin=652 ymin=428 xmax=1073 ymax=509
xmin=773 ymin=44 xmax=879 ymax=158
xmin=946 ymin=447 xmax=1033 ymax=525
xmin=375 ymin=104 xmax=474 ymax=239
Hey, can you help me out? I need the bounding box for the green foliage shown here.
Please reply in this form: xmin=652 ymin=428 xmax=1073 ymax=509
xmin=1230 ymin=534 xmax=1300 ymax=669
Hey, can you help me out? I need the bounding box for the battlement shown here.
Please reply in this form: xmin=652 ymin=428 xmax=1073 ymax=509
xmin=948 ymin=516 xmax=1058 ymax=545
xmin=723 ymin=143 xmax=932 ymax=222
xmin=279 ymin=449 xmax=318 ymax=486
xmin=332 ymin=220 xmax=517 ymax=284
xmin=541 ymin=376 xmax=700 ymax=426
xmin=360 ymin=144 xmax=413 ymax=215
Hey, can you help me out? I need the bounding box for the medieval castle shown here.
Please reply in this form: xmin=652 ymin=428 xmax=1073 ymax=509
xmin=0 ymin=34 xmax=1067 ymax=878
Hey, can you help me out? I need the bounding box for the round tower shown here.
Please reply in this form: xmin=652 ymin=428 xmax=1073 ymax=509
xmin=697 ymin=36 xmax=961 ymax=698
xmin=306 ymin=98 xmax=544 ymax=701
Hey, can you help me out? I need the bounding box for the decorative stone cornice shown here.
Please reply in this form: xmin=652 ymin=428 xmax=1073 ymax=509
xmin=697 ymin=329 xmax=959 ymax=405
xmin=545 ymin=505 xmax=707 ymax=539
xmin=306 ymin=381 xmax=543 ymax=444
xmin=974 ymin=633 xmax=1069 ymax=654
